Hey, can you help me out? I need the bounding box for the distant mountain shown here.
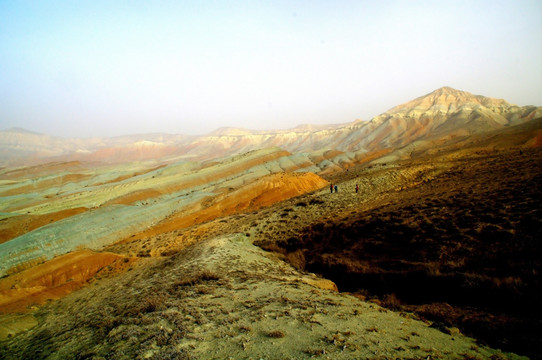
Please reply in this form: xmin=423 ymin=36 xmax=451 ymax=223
xmin=208 ymin=122 xmax=347 ymax=136
xmin=0 ymin=131 xmax=194 ymax=166
xmin=3 ymin=127 xmax=42 ymax=135
xmin=82 ymin=141 xmax=183 ymax=163
xmin=0 ymin=128 xmax=75 ymax=163
xmin=176 ymin=87 xmax=541 ymax=159
xmin=364 ymin=86 xmax=540 ymax=149
xmin=1 ymin=87 xmax=540 ymax=166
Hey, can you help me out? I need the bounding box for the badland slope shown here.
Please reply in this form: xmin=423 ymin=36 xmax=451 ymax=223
xmin=0 ymin=147 xmax=338 ymax=277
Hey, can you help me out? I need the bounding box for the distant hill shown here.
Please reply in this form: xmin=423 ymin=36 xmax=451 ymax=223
xmin=1 ymin=87 xmax=540 ymax=166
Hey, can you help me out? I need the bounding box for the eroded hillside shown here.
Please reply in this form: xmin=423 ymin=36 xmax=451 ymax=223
xmin=251 ymin=143 xmax=542 ymax=358
xmin=0 ymin=147 xmax=335 ymax=277
xmin=1 ymin=130 xmax=539 ymax=358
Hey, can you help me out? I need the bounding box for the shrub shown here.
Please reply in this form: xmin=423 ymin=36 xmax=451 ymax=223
xmin=174 ymin=271 xmax=220 ymax=287
xmin=267 ymin=330 xmax=285 ymax=338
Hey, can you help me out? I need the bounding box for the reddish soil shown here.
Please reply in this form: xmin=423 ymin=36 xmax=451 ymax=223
xmin=114 ymin=172 xmax=328 ymax=253
xmin=92 ymin=164 xmax=167 ymax=186
xmin=354 ymin=149 xmax=392 ymax=164
xmin=0 ymin=162 xmax=85 ymax=181
xmin=0 ymin=250 xmax=134 ymax=313
xmin=103 ymin=189 xmax=164 ymax=206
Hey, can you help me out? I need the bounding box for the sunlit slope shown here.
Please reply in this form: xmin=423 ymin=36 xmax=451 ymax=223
xmin=0 ymin=148 xmax=330 ymax=277
xmin=0 ymin=250 xmax=131 ymax=313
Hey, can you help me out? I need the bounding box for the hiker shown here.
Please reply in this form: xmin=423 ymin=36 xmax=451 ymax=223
xmin=334 ymin=185 xmax=338 ymax=193
xmin=330 ymin=183 xmax=334 ymax=193
xmin=355 ymin=184 xmax=359 ymax=193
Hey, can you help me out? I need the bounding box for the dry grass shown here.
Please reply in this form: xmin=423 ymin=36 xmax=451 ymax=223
xmin=267 ymin=330 xmax=285 ymax=338
xmin=304 ymin=348 xmax=326 ymax=355
xmin=255 ymin=148 xmax=542 ymax=358
xmin=172 ymin=270 xmax=221 ymax=288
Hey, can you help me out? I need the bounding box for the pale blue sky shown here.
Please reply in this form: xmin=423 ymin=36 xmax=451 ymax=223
xmin=1 ymin=1 xmax=541 ymax=137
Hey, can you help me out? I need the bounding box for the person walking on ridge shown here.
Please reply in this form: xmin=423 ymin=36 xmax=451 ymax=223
xmin=355 ymin=184 xmax=359 ymax=193
xmin=330 ymin=183 xmax=334 ymax=194
xmin=334 ymin=185 xmax=338 ymax=193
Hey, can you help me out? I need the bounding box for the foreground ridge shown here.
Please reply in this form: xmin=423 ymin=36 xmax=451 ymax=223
xmin=0 ymin=234 xmax=525 ymax=359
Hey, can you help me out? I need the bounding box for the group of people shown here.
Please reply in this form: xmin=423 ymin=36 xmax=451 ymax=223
xmin=330 ymin=183 xmax=360 ymax=193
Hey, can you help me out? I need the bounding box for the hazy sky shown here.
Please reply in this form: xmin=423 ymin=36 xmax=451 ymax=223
xmin=1 ymin=1 xmax=541 ymax=138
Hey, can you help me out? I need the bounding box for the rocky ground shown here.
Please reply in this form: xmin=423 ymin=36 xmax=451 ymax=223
xmin=0 ymin=234 xmax=524 ymax=360
xmin=1 ymin=140 xmax=540 ymax=359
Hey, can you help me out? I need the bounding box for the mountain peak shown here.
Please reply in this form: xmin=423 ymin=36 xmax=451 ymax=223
xmin=430 ymin=86 xmax=471 ymax=97
xmin=386 ymin=86 xmax=510 ymax=115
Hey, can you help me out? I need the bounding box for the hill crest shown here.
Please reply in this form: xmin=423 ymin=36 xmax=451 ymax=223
xmin=387 ymin=86 xmax=511 ymax=115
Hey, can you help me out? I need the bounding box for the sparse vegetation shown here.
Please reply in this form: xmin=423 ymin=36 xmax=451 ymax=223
xmin=304 ymin=348 xmax=326 ymax=355
xmin=1 ymin=143 xmax=540 ymax=359
xmin=172 ymin=271 xmax=221 ymax=288
xmin=309 ymin=198 xmax=324 ymax=205
xmin=267 ymin=330 xmax=285 ymax=338
xmin=254 ymin=147 xmax=542 ymax=358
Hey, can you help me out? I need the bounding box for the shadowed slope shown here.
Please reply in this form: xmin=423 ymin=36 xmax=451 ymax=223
xmin=255 ymin=145 xmax=542 ymax=359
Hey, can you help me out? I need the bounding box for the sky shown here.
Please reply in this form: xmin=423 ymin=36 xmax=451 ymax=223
xmin=1 ymin=1 xmax=541 ymax=138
